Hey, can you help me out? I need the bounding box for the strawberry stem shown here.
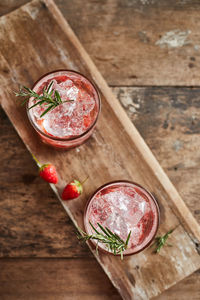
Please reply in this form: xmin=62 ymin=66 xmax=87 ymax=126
xmin=31 ymin=153 xmax=41 ymax=168
xmin=81 ymin=176 xmax=89 ymax=185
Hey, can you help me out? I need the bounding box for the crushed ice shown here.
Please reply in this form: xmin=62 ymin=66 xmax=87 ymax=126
xmin=31 ymin=77 xmax=96 ymax=137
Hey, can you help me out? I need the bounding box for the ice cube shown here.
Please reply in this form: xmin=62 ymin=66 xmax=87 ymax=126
xmin=53 ymin=82 xmax=79 ymax=102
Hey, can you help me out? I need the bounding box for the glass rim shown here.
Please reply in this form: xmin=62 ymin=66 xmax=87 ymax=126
xmin=84 ymin=180 xmax=160 ymax=256
xmin=26 ymin=69 xmax=101 ymax=141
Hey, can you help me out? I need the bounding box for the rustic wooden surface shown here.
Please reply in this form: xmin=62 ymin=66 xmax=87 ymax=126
xmin=0 ymin=259 xmax=200 ymax=300
xmin=2 ymin=0 xmax=200 ymax=86
xmin=0 ymin=0 xmax=200 ymax=299
xmin=2 ymin=1 xmax=200 ymax=298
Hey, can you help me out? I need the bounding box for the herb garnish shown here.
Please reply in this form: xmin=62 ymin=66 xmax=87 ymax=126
xmin=15 ymin=81 xmax=73 ymax=117
xmin=77 ymin=221 xmax=131 ymax=260
xmin=152 ymin=229 xmax=174 ymax=253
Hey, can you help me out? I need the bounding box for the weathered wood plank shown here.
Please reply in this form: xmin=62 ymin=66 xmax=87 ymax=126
xmin=0 ymin=258 xmax=121 ymax=300
xmin=0 ymin=0 xmax=29 ymax=16
xmin=155 ymin=271 xmax=200 ymax=300
xmin=0 ymin=1 xmax=200 ymax=299
xmin=0 ymin=0 xmax=200 ymax=298
xmin=1 ymin=0 xmax=200 ymax=86
xmin=113 ymin=86 xmax=200 ymax=224
xmin=1 ymin=86 xmax=200 ymax=257
xmin=56 ymin=0 xmax=200 ymax=86
xmin=0 ymin=258 xmax=199 ymax=300
xmin=0 ymin=111 xmax=90 ymax=258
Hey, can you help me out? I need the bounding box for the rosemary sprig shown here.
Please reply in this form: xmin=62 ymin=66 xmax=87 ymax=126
xmin=15 ymin=81 xmax=73 ymax=117
xmin=152 ymin=229 xmax=174 ymax=253
xmin=77 ymin=221 xmax=131 ymax=260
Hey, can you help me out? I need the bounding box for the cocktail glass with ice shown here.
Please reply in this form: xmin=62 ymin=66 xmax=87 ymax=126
xmin=84 ymin=181 xmax=160 ymax=255
xmin=27 ymin=70 xmax=101 ymax=149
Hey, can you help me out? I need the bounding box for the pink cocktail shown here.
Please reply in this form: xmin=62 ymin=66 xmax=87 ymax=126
xmin=84 ymin=181 xmax=159 ymax=255
xmin=27 ymin=70 xmax=101 ymax=149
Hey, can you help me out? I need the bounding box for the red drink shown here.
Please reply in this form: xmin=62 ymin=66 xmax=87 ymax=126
xmin=27 ymin=70 xmax=101 ymax=149
xmin=84 ymin=181 xmax=159 ymax=255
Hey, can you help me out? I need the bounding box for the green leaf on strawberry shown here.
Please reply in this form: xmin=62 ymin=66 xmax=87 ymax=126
xmin=62 ymin=177 xmax=88 ymax=201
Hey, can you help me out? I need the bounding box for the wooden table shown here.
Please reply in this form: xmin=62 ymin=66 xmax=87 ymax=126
xmin=0 ymin=1 xmax=199 ymax=299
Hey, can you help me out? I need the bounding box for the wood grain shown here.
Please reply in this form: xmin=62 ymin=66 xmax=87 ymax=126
xmin=0 ymin=108 xmax=90 ymax=258
xmin=1 ymin=0 xmax=200 ymax=86
xmin=113 ymin=87 xmax=200 ymax=225
xmin=0 ymin=258 xmax=200 ymax=300
xmin=0 ymin=0 xmax=200 ymax=299
xmin=1 ymin=87 xmax=200 ymax=257
xmin=1 ymin=85 xmax=200 ymax=298
xmin=56 ymin=0 xmax=200 ymax=86
xmin=0 ymin=258 xmax=121 ymax=300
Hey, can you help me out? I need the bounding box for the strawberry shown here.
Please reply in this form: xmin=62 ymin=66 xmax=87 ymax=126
xmin=39 ymin=163 xmax=58 ymax=184
xmin=62 ymin=178 xmax=88 ymax=200
xmin=32 ymin=154 xmax=58 ymax=184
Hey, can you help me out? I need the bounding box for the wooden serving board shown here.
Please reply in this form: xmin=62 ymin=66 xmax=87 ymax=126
xmin=0 ymin=1 xmax=199 ymax=299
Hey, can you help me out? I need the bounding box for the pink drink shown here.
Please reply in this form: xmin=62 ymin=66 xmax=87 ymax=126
xmin=27 ymin=70 xmax=100 ymax=149
xmin=84 ymin=181 xmax=159 ymax=255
